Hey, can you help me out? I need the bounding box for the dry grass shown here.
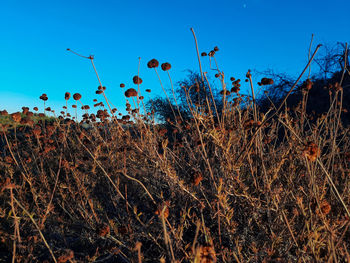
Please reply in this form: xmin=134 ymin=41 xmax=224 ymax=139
xmin=0 ymin=41 xmax=350 ymax=263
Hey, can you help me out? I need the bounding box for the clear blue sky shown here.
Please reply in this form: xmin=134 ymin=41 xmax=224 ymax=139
xmin=1 ymin=0 xmax=349 ymax=114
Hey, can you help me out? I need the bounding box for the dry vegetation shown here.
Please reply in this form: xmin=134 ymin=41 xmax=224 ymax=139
xmin=0 ymin=38 xmax=350 ymax=262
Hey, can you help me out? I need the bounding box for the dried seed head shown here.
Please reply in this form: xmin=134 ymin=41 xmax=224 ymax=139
xmin=120 ymin=83 xmax=125 ymax=88
xmin=220 ymin=90 xmax=230 ymax=96
xmin=195 ymin=244 xmax=217 ymax=263
xmin=73 ymin=93 xmax=82 ymax=100
xmin=231 ymin=86 xmax=240 ymax=93
xmin=81 ymin=105 xmax=90 ymax=110
xmin=260 ymin=78 xmax=274 ymax=85
xmin=133 ymin=76 xmax=143 ymax=85
xmin=318 ymin=199 xmax=331 ymax=215
xmin=11 ymin=112 xmax=22 ymax=123
xmin=161 ymin=62 xmax=171 ymax=71
xmin=97 ymin=223 xmax=110 ymax=237
xmin=125 ymin=88 xmax=138 ymax=98
xmin=193 ymin=172 xmax=203 ymax=186
xmin=40 ymin=94 xmax=48 ymax=101
xmin=208 ymin=50 xmax=215 ymax=57
xmin=145 ymin=89 xmax=151 ymax=93
xmin=201 ymin=52 xmax=207 ymax=57
xmin=0 ymin=110 xmax=8 ymax=116
xmin=57 ymin=249 xmax=74 ymax=263
xmin=213 ymin=46 xmax=219 ymax=52
xmin=303 ymin=141 xmax=320 ymax=162
xmin=155 ymin=202 xmax=170 ymax=219
xmin=147 ymin=58 xmax=159 ymax=68
xmin=65 ymin=92 xmax=71 ymax=100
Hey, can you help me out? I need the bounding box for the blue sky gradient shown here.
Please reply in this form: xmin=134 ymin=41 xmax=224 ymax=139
xmin=1 ymin=0 xmax=349 ymax=114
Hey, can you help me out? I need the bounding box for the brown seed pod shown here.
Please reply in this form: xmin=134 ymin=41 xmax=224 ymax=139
xmin=96 ymin=90 xmax=103 ymax=94
xmin=120 ymin=83 xmax=125 ymax=88
xmin=65 ymin=92 xmax=71 ymax=100
xmin=145 ymin=89 xmax=151 ymax=93
xmin=201 ymin=52 xmax=207 ymax=56
xmin=161 ymin=62 xmax=171 ymax=71
xmin=147 ymin=59 xmax=159 ymax=68
xmin=73 ymin=93 xmax=82 ymax=100
xmin=133 ymin=76 xmax=143 ymax=85
xmin=125 ymin=88 xmax=138 ymax=98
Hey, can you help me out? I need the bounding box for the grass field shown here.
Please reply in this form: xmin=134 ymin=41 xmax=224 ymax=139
xmin=0 ymin=44 xmax=350 ymax=262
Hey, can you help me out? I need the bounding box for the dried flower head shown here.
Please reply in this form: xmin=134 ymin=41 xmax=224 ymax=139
xmin=65 ymin=92 xmax=71 ymax=100
xmin=120 ymin=83 xmax=125 ymax=88
xmin=161 ymin=62 xmax=171 ymax=71
xmin=0 ymin=110 xmax=8 ymax=116
xmin=125 ymin=88 xmax=138 ymax=98
xmin=97 ymin=223 xmax=110 ymax=237
xmin=220 ymin=90 xmax=231 ymax=96
xmin=57 ymin=249 xmax=74 ymax=263
xmin=73 ymin=93 xmax=82 ymax=100
xmin=318 ymin=199 xmax=331 ymax=215
xmin=40 ymin=94 xmax=48 ymax=101
xmin=260 ymin=78 xmax=274 ymax=85
xmin=303 ymin=79 xmax=313 ymax=91
xmin=11 ymin=112 xmax=22 ymax=123
xmin=98 ymin=85 xmax=106 ymax=91
xmin=201 ymin=52 xmax=207 ymax=57
xmin=155 ymin=201 xmax=170 ymax=219
xmin=81 ymin=105 xmax=90 ymax=110
xmin=133 ymin=76 xmax=143 ymax=85
xmin=303 ymin=141 xmax=320 ymax=162
xmin=147 ymin=59 xmax=159 ymax=68
xmin=213 ymin=46 xmax=219 ymax=52
xmin=208 ymin=50 xmax=215 ymax=57
xmin=145 ymin=89 xmax=151 ymax=93
xmin=193 ymin=172 xmax=203 ymax=186
xmin=195 ymin=244 xmax=217 ymax=263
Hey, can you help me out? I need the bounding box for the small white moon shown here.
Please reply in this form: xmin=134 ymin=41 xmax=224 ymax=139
xmin=243 ymin=4 xmax=247 ymax=8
